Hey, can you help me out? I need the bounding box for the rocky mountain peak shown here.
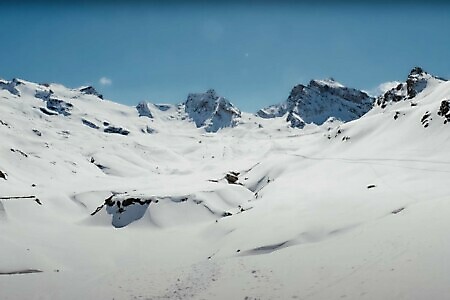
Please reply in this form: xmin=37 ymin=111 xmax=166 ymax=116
xmin=258 ymin=78 xmax=374 ymax=128
xmin=377 ymin=67 xmax=446 ymax=108
xmin=205 ymin=88 xmax=217 ymax=97
xmin=184 ymin=89 xmax=241 ymax=132
xmin=409 ymin=66 xmax=425 ymax=77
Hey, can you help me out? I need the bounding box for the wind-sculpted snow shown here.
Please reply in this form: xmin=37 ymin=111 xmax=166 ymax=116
xmin=1 ymin=69 xmax=450 ymax=300
xmin=87 ymin=183 xmax=255 ymax=228
xmin=257 ymin=78 xmax=374 ymax=128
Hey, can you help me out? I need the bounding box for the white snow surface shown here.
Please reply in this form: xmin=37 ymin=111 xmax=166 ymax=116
xmin=1 ymin=73 xmax=450 ymax=300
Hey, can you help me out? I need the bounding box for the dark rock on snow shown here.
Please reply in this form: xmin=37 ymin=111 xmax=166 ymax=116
xmin=257 ymin=78 xmax=374 ymax=128
xmin=79 ymin=86 xmax=103 ymax=99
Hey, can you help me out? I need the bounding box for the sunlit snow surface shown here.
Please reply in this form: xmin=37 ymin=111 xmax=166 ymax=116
xmin=1 ymin=76 xmax=450 ymax=300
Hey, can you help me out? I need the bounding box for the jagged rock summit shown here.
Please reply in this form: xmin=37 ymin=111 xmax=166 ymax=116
xmin=376 ymin=67 xmax=447 ymax=108
xmin=257 ymin=78 xmax=374 ymax=128
xmin=184 ymin=89 xmax=241 ymax=132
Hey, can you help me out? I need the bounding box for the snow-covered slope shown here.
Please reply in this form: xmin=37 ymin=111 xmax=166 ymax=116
xmin=258 ymin=78 xmax=374 ymax=128
xmin=1 ymin=69 xmax=450 ymax=300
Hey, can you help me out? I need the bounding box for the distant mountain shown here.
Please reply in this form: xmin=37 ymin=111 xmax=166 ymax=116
xmin=257 ymin=78 xmax=374 ymax=128
xmin=135 ymin=89 xmax=242 ymax=132
xmin=183 ymin=89 xmax=241 ymax=132
xmin=376 ymin=67 xmax=447 ymax=108
xmin=1 ymin=68 xmax=447 ymax=136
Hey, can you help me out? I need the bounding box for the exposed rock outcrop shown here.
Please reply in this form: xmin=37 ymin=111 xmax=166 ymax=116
xmin=184 ymin=89 xmax=241 ymax=132
xmin=257 ymin=78 xmax=374 ymax=128
xmin=0 ymin=78 xmax=21 ymax=96
xmin=376 ymin=67 xmax=447 ymax=108
xmin=136 ymin=101 xmax=153 ymax=118
xmin=79 ymin=86 xmax=103 ymax=99
xmin=104 ymin=125 xmax=130 ymax=135
xmin=437 ymin=99 xmax=450 ymax=124
xmin=46 ymin=98 xmax=73 ymax=116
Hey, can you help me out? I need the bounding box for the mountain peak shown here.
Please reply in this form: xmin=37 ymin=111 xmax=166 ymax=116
xmin=258 ymin=78 xmax=374 ymax=128
xmin=205 ymin=88 xmax=217 ymax=97
xmin=409 ymin=66 xmax=425 ymax=77
xmin=377 ymin=67 xmax=446 ymax=107
xmin=309 ymin=78 xmax=345 ymax=90
xmin=184 ymin=89 xmax=241 ymax=132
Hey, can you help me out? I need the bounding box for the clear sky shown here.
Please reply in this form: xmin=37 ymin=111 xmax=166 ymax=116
xmin=1 ymin=1 xmax=449 ymax=112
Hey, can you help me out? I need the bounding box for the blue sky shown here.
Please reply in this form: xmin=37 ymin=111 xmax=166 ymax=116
xmin=1 ymin=2 xmax=449 ymax=112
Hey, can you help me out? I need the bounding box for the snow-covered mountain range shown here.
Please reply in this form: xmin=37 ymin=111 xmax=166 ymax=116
xmin=1 ymin=67 xmax=450 ymax=300
xmin=0 ymin=73 xmax=380 ymax=135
